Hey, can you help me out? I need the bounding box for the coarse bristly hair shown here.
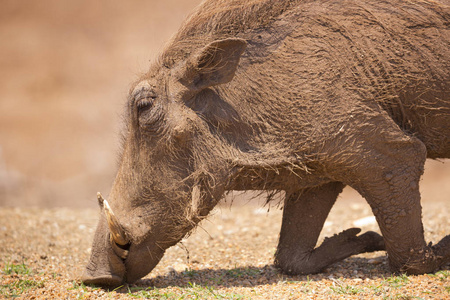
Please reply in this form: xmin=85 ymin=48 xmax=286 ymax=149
xmin=149 ymin=0 xmax=449 ymax=207
xmin=124 ymin=0 xmax=449 ymax=215
xmin=161 ymin=0 xmax=302 ymax=67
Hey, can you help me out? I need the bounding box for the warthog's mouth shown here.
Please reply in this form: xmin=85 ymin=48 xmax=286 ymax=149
xmin=110 ymin=234 xmax=131 ymax=260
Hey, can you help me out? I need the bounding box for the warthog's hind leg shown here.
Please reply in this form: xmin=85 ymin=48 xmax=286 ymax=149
xmin=432 ymin=235 xmax=450 ymax=269
xmin=330 ymin=113 xmax=449 ymax=274
xmin=274 ymin=182 xmax=385 ymax=275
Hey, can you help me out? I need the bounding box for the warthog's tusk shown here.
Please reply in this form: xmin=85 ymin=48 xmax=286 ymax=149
xmin=97 ymin=192 xmax=129 ymax=246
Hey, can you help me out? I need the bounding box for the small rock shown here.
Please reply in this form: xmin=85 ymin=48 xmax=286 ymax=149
xmin=350 ymin=204 xmax=362 ymax=211
xmin=167 ymin=267 xmax=177 ymax=276
xmin=242 ymin=279 xmax=253 ymax=287
xmin=253 ymin=208 xmax=267 ymax=215
xmin=353 ymin=216 xmax=376 ymax=227
xmin=257 ymin=276 xmax=268 ymax=284
xmin=368 ymin=257 xmax=384 ymax=265
xmin=324 ymin=221 xmax=333 ymax=228
xmin=170 ymin=262 xmax=188 ymax=273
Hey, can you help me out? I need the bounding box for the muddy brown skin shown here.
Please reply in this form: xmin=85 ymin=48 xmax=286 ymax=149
xmin=82 ymin=0 xmax=450 ymax=287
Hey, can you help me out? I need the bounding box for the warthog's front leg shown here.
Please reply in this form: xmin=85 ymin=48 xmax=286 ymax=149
xmin=274 ymin=182 xmax=385 ymax=275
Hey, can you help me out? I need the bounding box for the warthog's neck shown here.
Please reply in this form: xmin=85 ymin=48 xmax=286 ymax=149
xmin=225 ymin=152 xmax=331 ymax=193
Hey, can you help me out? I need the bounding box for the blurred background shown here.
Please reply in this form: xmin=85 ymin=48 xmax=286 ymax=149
xmin=0 ymin=0 xmax=448 ymax=208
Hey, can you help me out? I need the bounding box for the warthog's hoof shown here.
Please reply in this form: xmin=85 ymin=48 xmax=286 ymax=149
xmin=81 ymin=272 xmax=123 ymax=288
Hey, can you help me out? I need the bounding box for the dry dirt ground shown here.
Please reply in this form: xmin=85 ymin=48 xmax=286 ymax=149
xmin=1 ymin=195 xmax=449 ymax=299
xmin=0 ymin=0 xmax=449 ymax=299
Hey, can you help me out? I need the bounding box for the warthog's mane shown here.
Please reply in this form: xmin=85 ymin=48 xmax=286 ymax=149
xmin=160 ymin=0 xmax=302 ymax=68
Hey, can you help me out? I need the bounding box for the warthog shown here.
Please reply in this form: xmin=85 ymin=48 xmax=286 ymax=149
xmin=82 ymin=0 xmax=450 ymax=287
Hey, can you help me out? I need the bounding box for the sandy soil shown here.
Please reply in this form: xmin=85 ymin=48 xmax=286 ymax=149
xmin=1 ymin=197 xmax=449 ymax=299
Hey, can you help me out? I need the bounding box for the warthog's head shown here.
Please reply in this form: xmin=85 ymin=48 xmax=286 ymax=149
xmin=82 ymin=38 xmax=247 ymax=286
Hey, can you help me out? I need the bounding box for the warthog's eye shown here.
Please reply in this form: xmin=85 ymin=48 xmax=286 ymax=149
xmin=136 ymin=97 xmax=155 ymax=113
xmin=135 ymin=93 xmax=162 ymax=128
xmin=134 ymin=87 xmax=157 ymax=114
xmin=132 ymin=83 xmax=163 ymax=128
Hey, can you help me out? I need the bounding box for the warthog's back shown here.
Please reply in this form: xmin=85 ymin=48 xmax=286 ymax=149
xmin=163 ymin=0 xmax=449 ymax=158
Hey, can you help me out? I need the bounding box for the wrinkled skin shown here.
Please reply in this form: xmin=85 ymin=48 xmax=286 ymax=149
xmin=82 ymin=0 xmax=450 ymax=287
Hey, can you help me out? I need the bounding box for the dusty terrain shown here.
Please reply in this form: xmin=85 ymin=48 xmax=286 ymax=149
xmin=1 ymin=196 xmax=449 ymax=299
xmin=0 ymin=0 xmax=449 ymax=299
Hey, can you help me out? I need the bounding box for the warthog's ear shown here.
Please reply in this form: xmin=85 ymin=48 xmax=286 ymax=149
xmin=177 ymin=38 xmax=247 ymax=91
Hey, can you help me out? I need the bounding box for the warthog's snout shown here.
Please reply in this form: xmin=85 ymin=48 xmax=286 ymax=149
xmin=81 ymin=193 xmax=129 ymax=287
xmin=82 ymin=193 xmax=166 ymax=287
xmin=81 ymin=223 xmax=126 ymax=287
xmin=82 ymin=237 xmax=165 ymax=287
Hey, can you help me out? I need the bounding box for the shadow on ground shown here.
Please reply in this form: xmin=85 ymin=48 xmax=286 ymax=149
xmin=111 ymin=256 xmax=395 ymax=293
